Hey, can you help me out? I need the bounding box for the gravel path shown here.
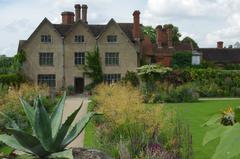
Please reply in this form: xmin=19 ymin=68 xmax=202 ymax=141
xmin=62 ymin=95 xmax=88 ymax=148
xmin=199 ymin=98 xmax=240 ymax=101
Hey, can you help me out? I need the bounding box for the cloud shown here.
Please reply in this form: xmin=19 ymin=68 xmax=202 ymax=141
xmin=143 ymin=0 xmax=240 ymax=47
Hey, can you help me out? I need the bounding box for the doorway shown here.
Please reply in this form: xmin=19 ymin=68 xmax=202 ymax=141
xmin=74 ymin=77 xmax=84 ymax=94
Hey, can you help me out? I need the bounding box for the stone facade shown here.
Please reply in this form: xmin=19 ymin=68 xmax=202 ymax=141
xmin=18 ymin=4 xmax=140 ymax=92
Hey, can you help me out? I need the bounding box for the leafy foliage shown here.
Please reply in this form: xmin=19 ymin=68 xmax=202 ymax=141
xmin=0 ymin=92 xmax=98 ymax=158
xmin=182 ymin=36 xmax=199 ymax=49
xmin=93 ymin=83 xmax=183 ymax=158
xmin=203 ymin=106 xmax=240 ymax=159
xmin=142 ymin=26 xmax=156 ymax=43
xmin=172 ymin=51 xmax=192 ymax=68
xmin=122 ymin=71 xmax=140 ymax=87
xmin=83 ymin=46 xmax=103 ymax=87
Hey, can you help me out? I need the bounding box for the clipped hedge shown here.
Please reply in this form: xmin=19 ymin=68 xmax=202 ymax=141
xmin=0 ymin=74 xmax=24 ymax=86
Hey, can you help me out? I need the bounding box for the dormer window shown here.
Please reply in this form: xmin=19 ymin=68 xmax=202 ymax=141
xmin=107 ymin=35 xmax=117 ymax=43
xmin=75 ymin=35 xmax=85 ymax=43
xmin=41 ymin=35 xmax=51 ymax=43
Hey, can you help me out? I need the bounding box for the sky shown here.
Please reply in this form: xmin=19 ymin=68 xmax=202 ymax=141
xmin=0 ymin=0 xmax=240 ymax=56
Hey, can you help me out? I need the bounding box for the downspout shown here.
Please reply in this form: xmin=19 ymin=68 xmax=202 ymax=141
xmin=61 ymin=36 xmax=65 ymax=90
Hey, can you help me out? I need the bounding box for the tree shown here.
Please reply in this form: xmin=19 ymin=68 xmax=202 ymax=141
xmin=83 ymin=46 xmax=103 ymax=87
xmin=142 ymin=26 xmax=156 ymax=43
xmin=182 ymin=36 xmax=199 ymax=49
xmin=142 ymin=24 xmax=182 ymax=45
xmin=166 ymin=24 xmax=182 ymax=45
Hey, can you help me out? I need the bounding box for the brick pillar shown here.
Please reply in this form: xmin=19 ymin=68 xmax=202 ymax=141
xmin=75 ymin=4 xmax=81 ymax=22
xmin=167 ymin=25 xmax=173 ymax=48
xmin=132 ymin=10 xmax=141 ymax=41
xmin=156 ymin=25 xmax=163 ymax=48
xmin=61 ymin=12 xmax=75 ymax=24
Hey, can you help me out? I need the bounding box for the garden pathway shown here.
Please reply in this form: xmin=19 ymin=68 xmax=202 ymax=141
xmin=63 ymin=94 xmax=88 ymax=148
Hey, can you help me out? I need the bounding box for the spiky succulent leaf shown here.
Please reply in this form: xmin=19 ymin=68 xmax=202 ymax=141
xmin=61 ymin=112 xmax=97 ymax=148
xmin=53 ymin=103 xmax=82 ymax=151
xmin=203 ymin=125 xmax=227 ymax=145
xmin=0 ymin=112 xmax=19 ymax=129
xmin=0 ymin=134 xmax=31 ymax=153
xmin=19 ymin=98 xmax=35 ymax=129
xmin=49 ymin=149 xmax=73 ymax=159
xmin=7 ymin=128 xmax=49 ymax=156
xmin=212 ymin=124 xmax=240 ymax=159
xmin=50 ymin=92 xmax=66 ymax=138
xmin=34 ymin=97 xmax=53 ymax=151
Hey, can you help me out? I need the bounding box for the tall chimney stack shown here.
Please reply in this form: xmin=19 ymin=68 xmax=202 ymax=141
xmin=217 ymin=41 xmax=223 ymax=49
xmin=75 ymin=4 xmax=81 ymax=22
xmin=132 ymin=10 xmax=141 ymax=41
xmin=61 ymin=11 xmax=75 ymax=24
xmin=166 ymin=25 xmax=173 ymax=48
xmin=82 ymin=4 xmax=88 ymax=23
xmin=156 ymin=25 xmax=163 ymax=48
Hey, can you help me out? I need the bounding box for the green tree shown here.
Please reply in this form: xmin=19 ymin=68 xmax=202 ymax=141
xmin=142 ymin=26 xmax=156 ymax=43
xmin=182 ymin=36 xmax=199 ymax=49
xmin=84 ymin=46 xmax=103 ymax=87
xmin=142 ymin=24 xmax=182 ymax=45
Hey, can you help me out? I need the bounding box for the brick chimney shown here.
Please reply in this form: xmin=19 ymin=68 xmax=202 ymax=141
xmin=156 ymin=25 xmax=163 ymax=48
xmin=166 ymin=25 xmax=173 ymax=48
xmin=75 ymin=4 xmax=81 ymax=22
xmin=61 ymin=11 xmax=75 ymax=24
xmin=217 ymin=41 xmax=223 ymax=49
xmin=132 ymin=10 xmax=141 ymax=41
xmin=82 ymin=4 xmax=88 ymax=23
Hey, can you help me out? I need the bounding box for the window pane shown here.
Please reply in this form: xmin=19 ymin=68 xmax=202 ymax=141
xmin=75 ymin=52 xmax=85 ymax=65
xmin=107 ymin=35 xmax=117 ymax=43
xmin=39 ymin=52 xmax=53 ymax=66
xmin=38 ymin=74 xmax=56 ymax=87
xmin=41 ymin=35 xmax=52 ymax=43
xmin=105 ymin=52 xmax=119 ymax=65
xmin=74 ymin=35 xmax=85 ymax=43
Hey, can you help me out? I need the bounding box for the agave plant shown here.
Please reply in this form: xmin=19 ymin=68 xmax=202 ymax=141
xmin=0 ymin=92 xmax=98 ymax=158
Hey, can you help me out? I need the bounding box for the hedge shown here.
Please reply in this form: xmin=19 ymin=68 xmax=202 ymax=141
xmin=0 ymin=74 xmax=24 ymax=86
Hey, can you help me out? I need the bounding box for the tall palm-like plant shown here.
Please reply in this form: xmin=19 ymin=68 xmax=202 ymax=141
xmin=0 ymin=92 xmax=98 ymax=158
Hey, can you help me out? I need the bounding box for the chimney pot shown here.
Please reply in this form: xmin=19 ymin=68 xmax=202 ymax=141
xmin=61 ymin=11 xmax=75 ymax=24
xmin=132 ymin=10 xmax=141 ymax=41
xmin=82 ymin=4 xmax=88 ymax=23
xmin=217 ymin=41 xmax=224 ymax=49
xmin=75 ymin=4 xmax=81 ymax=22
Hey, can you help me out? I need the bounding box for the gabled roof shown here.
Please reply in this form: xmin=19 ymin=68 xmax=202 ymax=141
xmin=197 ymin=48 xmax=240 ymax=63
xmin=20 ymin=18 xmax=62 ymax=49
xmin=18 ymin=17 xmax=140 ymax=51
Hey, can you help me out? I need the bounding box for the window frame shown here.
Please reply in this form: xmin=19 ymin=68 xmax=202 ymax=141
xmin=105 ymin=52 xmax=119 ymax=66
xmin=38 ymin=74 xmax=56 ymax=87
xmin=41 ymin=35 xmax=52 ymax=43
xmin=39 ymin=52 xmax=54 ymax=66
xmin=107 ymin=35 xmax=117 ymax=43
xmin=75 ymin=52 xmax=85 ymax=65
xmin=74 ymin=35 xmax=85 ymax=43
xmin=104 ymin=74 xmax=121 ymax=84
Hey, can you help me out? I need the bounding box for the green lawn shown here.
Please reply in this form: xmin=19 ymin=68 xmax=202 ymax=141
xmin=84 ymin=99 xmax=240 ymax=159
xmin=165 ymin=100 xmax=240 ymax=159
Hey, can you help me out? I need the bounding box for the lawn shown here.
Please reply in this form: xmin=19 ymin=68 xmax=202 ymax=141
xmin=84 ymin=99 xmax=240 ymax=159
xmin=165 ymin=99 xmax=240 ymax=159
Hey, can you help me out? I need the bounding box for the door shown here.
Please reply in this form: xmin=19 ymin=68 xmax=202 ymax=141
xmin=74 ymin=77 xmax=84 ymax=93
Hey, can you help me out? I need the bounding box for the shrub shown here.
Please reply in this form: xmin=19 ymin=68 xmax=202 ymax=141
xmin=67 ymin=85 xmax=75 ymax=95
xmin=172 ymin=51 xmax=192 ymax=68
xmin=93 ymin=83 xmax=181 ymax=158
xmin=0 ymin=73 xmax=24 ymax=86
xmin=122 ymin=71 xmax=140 ymax=87
xmin=0 ymin=83 xmax=50 ymax=131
